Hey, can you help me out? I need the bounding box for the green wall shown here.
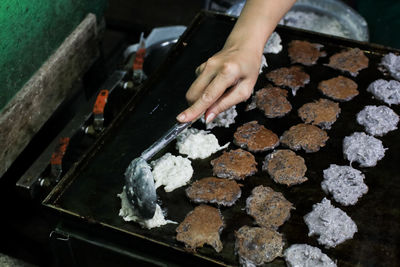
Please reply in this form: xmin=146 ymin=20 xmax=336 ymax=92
xmin=0 ymin=0 xmax=107 ymax=111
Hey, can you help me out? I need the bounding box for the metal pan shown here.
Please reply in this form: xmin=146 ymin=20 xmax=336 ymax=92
xmin=44 ymin=11 xmax=400 ymax=266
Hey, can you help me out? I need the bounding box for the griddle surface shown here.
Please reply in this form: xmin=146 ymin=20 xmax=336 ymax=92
xmin=44 ymin=12 xmax=400 ymax=266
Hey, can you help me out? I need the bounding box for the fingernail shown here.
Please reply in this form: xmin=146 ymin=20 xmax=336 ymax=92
xmin=205 ymin=113 xmax=215 ymax=124
xmin=176 ymin=113 xmax=186 ymax=121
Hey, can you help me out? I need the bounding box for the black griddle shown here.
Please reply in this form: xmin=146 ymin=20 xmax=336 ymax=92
xmin=44 ymin=11 xmax=400 ymax=266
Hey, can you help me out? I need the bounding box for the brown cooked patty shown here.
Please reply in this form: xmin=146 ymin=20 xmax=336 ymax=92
xmin=246 ymin=185 xmax=294 ymax=228
xmin=266 ymin=66 xmax=310 ymax=95
xmin=298 ymin=98 xmax=341 ymax=130
xmin=176 ymin=205 xmax=224 ymax=252
xmin=235 ymin=226 xmax=283 ymax=266
xmin=280 ymin=123 xmax=329 ymax=153
xmin=288 ymin=40 xmax=326 ymax=66
xmin=233 ymin=121 xmax=279 ymax=152
xmin=185 ymin=177 xmax=242 ymax=206
xmin=211 ymin=149 xmax=257 ymax=180
xmin=252 ymin=85 xmax=292 ymax=118
xmin=325 ymin=48 xmax=369 ymax=77
xmin=318 ymin=76 xmax=359 ymax=101
xmin=263 ymin=149 xmax=308 ymax=186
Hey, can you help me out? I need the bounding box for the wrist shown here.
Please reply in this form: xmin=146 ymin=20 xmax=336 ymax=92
xmin=224 ymin=30 xmax=266 ymax=57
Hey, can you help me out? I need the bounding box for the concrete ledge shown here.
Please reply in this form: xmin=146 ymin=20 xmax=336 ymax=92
xmin=0 ymin=13 xmax=99 ymax=178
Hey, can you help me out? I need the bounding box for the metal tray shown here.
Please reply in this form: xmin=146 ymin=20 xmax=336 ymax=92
xmin=44 ymin=11 xmax=400 ymax=266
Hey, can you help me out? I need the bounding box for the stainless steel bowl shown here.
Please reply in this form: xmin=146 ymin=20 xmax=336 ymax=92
xmin=287 ymin=0 xmax=369 ymax=41
xmin=227 ymin=0 xmax=369 ymax=41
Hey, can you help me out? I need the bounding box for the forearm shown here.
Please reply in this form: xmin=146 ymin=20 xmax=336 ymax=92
xmin=225 ymin=0 xmax=296 ymax=54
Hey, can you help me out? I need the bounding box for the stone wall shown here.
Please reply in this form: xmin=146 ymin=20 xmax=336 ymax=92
xmin=0 ymin=0 xmax=106 ymax=110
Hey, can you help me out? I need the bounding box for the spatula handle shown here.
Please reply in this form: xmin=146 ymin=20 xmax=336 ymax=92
xmin=141 ymin=121 xmax=192 ymax=161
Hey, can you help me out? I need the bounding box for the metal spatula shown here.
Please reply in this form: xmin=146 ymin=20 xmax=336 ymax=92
xmin=124 ymin=121 xmax=192 ymax=219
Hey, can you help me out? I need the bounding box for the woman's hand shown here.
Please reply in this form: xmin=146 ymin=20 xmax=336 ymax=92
xmin=176 ymin=44 xmax=262 ymax=123
xmin=176 ymin=0 xmax=296 ymax=123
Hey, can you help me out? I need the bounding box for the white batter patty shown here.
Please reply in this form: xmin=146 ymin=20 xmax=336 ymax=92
xmin=284 ymin=244 xmax=336 ymax=267
xmin=260 ymin=55 xmax=268 ymax=73
xmin=176 ymin=128 xmax=229 ymax=159
xmin=356 ymin=105 xmax=399 ymax=136
xmin=201 ymin=106 xmax=238 ymax=129
xmin=304 ymin=198 xmax=357 ymax=248
xmin=118 ymin=187 xmax=176 ymax=229
xmin=367 ymin=79 xmax=400 ymax=106
xmin=343 ymin=132 xmax=386 ymax=167
xmin=321 ymin=164 xmax=368 ymax=206
xmin=264 ymin=32 xmax=283 ymax=54
xmin=151 ymin=153 xmax=193 ymax=192
xmin=381 ymin=53 xmax=400 ymax=81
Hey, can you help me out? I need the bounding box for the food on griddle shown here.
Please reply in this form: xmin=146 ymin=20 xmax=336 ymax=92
xmin=151 ymin=153 xmax=193 ymax=192
xmin=304 ymin=198 xmax=357 ymax=248
xmin=321 ymin=164 xmax=368 ymax=206
xmin=211 ymin=148 xmax=257 ymax=180
xmin=201 ymin=105 xmax=238 ymax=129
xmin=288 ymin=40 xmax=326 ymax=66
xmin=356 ymin=105 xmax=399 ymax=136
xmin=233 ymin=121 xmax=279 ymax=152
xmin=264 ymin=32 xmax=282 ymax=54
xmin=325 ymin=47 xmax=369 ymax=77
xmin=176 ymin=205 xmax=224 ymax=252
xmin=263 ymin=149 xmax=308 ymax=186
xmin=266 ymin=66 xmax=310 ymax=96
xmin=247 ymin=85 xmax=292 ymax=118
xmin=284 ymin=244 xmax=337 ymax=267
xmin=318 ymin=76 xmax=359 ymax=102
xmin=185 ymin=177 xmax=242 ymax=206
xmin=280 ymin=123 xmax=329 ymax=153
xmin=343 ymin=132 xmax=386 ymax=167
xmin=176 ymin=128 xmax=229 ymax=159
xmin=367 ymin=79 xmax=400 ymax=106
xmin=381 ymin=52 xmax=400 ymax=81
xmin=260 ymin=55 xmax=267 ymax=73
xmin=235 ymin=226 xmax=283 ymax=266
xmin=298 ymin=98 xmax=341 ymax=130
xmin=118 ymin=187 xmax=177 ymax=229
xmin=246 ymin=185 xmax=294 ymax=229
